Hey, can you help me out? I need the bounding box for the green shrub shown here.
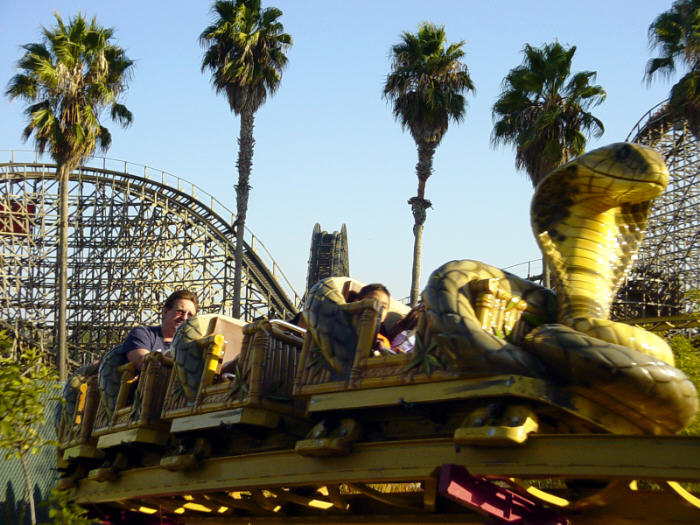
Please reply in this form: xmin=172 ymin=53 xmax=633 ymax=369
xmin=670 ymin=334 xmax=700 ymax=435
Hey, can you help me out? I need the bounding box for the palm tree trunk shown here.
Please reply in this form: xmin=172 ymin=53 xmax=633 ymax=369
xmin=19 ymin=454 xmax=36 ymax=525
xmin=408 ymin=142 xmax=435 ymax=306
xmin=409 ymin=220 xmax=424 ymax=307
xmin=232 ymin=109 xmax=255 ymax=319
xmin=56 ymin=164 xmax=69 ymax=381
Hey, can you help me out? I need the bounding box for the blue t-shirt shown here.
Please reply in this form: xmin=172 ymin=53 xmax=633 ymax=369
xmin=120 ymin=325 xmax=169 ymax=356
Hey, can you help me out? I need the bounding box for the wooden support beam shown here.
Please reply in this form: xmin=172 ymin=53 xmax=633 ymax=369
xmin=73 ymin=435 xmax=700 ymax=506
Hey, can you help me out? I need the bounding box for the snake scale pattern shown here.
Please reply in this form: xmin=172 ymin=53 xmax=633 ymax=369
xmin=532 ymin=142 xmax=673 ymax=363
xmin=423 ymin=143 xmax=697 ymax=433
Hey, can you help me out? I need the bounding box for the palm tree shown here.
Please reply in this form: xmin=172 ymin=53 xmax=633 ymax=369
xmin=200 ymin=0 xmax=292 ymax=319
xmin=491 ymin=42 xmax=606 ymax=187
xmin=6 ymin=12 xmax=133 ymax=382
xmin=383 ymin=23 xmax=475 ymax=306
xmin=646 ymin=0 xmax=700 ymax=136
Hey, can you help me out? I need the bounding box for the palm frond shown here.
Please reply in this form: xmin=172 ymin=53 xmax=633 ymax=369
xmin=200 ymin=0 xmax=292 ymax=115
xmin=491 ymin=41 xmax=606 ymax=185
xmin=384 ymin=22 xmax=474 ymax=149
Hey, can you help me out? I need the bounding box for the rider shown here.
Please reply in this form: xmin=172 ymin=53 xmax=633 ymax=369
xmin=119 ymin=289 xmax=198 ymax=369
xmin=352 ymin=283 xmax=393 ymax=355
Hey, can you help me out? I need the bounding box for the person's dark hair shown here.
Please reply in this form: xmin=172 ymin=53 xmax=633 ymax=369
xmin=388 ymin=303 xmax=423 ymax=340
xmin=164 ymin=289 xmax=199 ymax=313
xmin=357 ymin=283 xmax=390 ymax=300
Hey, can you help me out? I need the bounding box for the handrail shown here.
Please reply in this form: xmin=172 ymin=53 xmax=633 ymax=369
xmin=0 ymin=149 xmax=301 ymax=308
xmin=502 ymin=259 xmax=544 ymax=281
xmin=625 ymin=100 xmax=669 ymax=142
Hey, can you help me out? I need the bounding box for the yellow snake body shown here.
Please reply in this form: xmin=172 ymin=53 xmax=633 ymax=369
xmin=424 ymin=143 xmax=696 ymax=433
xmin=531 ymin=142 xmax=673 ymax=364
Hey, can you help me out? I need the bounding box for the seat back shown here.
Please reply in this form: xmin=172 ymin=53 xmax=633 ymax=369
xmin=232 ymin=319 xmax=306 ymax=407
xmin=56 ymin=364 xmax=100 ymax=449
xmin=295 ymin=277 xmax=410 ymax=393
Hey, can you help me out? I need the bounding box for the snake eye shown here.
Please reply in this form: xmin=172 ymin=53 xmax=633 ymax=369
xmin=615 ymin=144 xmax=631 ymax=160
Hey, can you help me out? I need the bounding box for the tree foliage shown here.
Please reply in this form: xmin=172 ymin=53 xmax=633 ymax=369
xmin=0 ymin=331 xmax=60 ymax=524
xmin=200 ymin=0 xmax=291 ymax=116
xmin=40 ymin=489 xmax=97 ymax=525
xmin=646 ymin=0 xmax=700 ymax=136
xmin=5 ymin=11 xmax=134 ymax=168
xmin=383 ymin=22 xmax=475 ymax=306
xmin=383 ymin=23 xmax=475 ymax=147
xmin=669 ymin=333 xmax=700 ymax=435
xmin=491 ymin=41 xmax=606 ymax=187
xmin=0 ymin=333 xmax=58 ymax=462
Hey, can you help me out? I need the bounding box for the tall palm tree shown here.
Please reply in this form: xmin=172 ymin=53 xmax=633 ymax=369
xmin=646 ymin=0 xmax=700 ymax=136
xmin=6 ymin=12 xmax=133 ymax=382
xmin=383 ymin=23 xmax=475 ymax=306
xmin=491 ymin=42 xmax=606 ymax=188
xmin=200 ymin=0 xmax=292 ymax=319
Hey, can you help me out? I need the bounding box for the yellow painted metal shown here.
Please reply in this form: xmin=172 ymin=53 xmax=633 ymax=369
xmin=169 ymin=406 xmax=280 ymax=433
xmin=453 ymin=405 xmax=539 ymax=446
xmin=63 ymin=444 xmax=104 ymax=461
xmin=74 ymin=383 xmax=88 ymax=425
xmin=180 ymin=517 xmax=489 ymax=525
xmin=507 ymin=478 xmax=632 ymax=510
xmin=96 ymin=426 xmax=170 ymax=449
xmin=667 ymin=481 xmax=700 ymax=509
xmin=151 ymin=491 xmax=700 ymax=525
xmin=72 ymin=435 xmax=700 ymax=505
xmin=307 ymin=375 xmax=549 ymax=412
xmin=508 ymin=478 xmax=570 ymax=507
xmin=198 ymin=333 xmax=225 ymax=394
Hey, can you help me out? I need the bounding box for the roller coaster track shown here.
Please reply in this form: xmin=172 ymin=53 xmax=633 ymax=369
xmin=0 ymin=150 xmax=299 ymax=364
xmin=72 ymin=435 xmax=700 ymax=524
xmin=619 ymin=102 xmax=700 ymax=322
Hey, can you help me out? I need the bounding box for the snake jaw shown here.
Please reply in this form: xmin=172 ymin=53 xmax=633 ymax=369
xmin=578 ymin=142 xmax=670 ymax=188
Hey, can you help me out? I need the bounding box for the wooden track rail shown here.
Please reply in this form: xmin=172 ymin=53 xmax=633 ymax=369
xmin=72 ymin=435 xmax=700 ymax=524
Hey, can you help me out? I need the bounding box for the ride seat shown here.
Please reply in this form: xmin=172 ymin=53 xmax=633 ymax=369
xmin=294 ymin=277 xmax=411 ymax=392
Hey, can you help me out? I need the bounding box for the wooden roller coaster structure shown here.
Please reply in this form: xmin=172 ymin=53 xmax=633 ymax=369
xmin=0 ymin=152 xmax=299 ymax=368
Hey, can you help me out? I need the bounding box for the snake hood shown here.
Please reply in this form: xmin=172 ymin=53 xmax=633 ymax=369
xmin=531 ymin=142 xmax=669 ymax=321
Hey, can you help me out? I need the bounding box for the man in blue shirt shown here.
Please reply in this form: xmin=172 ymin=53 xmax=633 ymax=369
xmin=121 ymin=289 xmax=198 ymax=369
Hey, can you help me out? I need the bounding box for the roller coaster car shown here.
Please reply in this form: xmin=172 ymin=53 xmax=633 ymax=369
xmin=92 ymin=346 xmax=173 ymax=446
xmin=159 ymin=314 xmax=309 ymax=471
xmin=55 ymin=364 xmax=102 ymax=489
xmin=292 ymin=266 xmax=696 ymax=457
xmin=82 ymin=344 xmax=175 ymax=482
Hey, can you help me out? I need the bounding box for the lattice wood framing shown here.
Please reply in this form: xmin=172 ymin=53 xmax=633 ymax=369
xmin=0 ymin=155 xmax=299 ymax=368
xmin=612 ymin=104 xmax=700 ymax=320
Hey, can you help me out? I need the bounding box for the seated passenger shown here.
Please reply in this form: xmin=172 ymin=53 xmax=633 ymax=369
xmin=119 ymin=289 xmax=198 ymax=369
xmin=388 ymin=303 xmax=423 ymax=354
xmin=352 ymin=283 xmax=394 ymax=356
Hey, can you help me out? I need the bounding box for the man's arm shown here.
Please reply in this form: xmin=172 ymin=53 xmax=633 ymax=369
xmin=126 ymin=348 xmax=149 ymax=370
xmin=122 ymin=326 xmax=155 ymax=370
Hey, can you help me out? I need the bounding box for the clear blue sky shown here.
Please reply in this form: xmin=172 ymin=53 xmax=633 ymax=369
xmin=0 ymin=1 xmax=678 ymax=301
